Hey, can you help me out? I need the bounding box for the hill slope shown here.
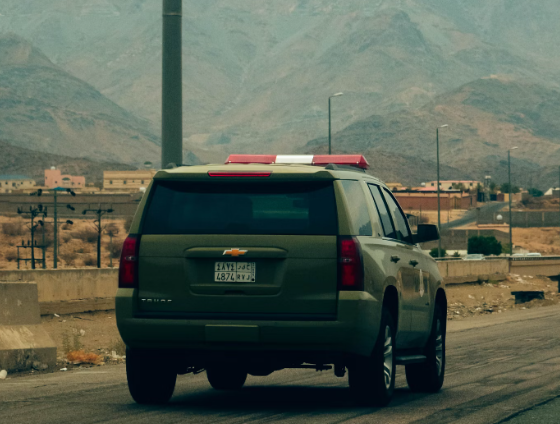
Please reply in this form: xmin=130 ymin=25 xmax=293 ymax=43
xmin=306 ymin=77 xmax=560 ymax=188
xmin=2 ymin=0 xmax=560 ymax=156
xmin=0 ymin=139 xmax=136 ymax=185
xmin=0 ymin=34 xmax=160 ymax=165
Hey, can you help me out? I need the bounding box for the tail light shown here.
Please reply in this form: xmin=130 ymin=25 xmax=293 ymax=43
xmin=119 ymin=235 xmax=140 ymax=288
xmin=338 ymin=236 xmax=364 ymax=291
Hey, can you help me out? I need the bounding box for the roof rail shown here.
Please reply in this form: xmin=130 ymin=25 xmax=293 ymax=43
xmin=324 ymin=164 xmax=366 ymax=173
xmin=163 ymin=163 xmax=192 ymax=169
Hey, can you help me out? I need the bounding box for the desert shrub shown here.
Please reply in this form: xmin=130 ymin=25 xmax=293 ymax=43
xmin=110 ymin=338 xmax=126 ymax=356
xmin=76 ymin=246 xmax=91 ymax=254
xmin=5 ymin=250 xmax=17 ymax=262
xmin=73 ymin=228 xmax=98 ymax=243
xmin=468 ymin=236 xmax=502 ymax=256
xmin=83 ymin=255 xmax=96 ymax=267
xmin=61 ymin=233 xmax=72 ymax=244
xmin=62 ymin=331 xmax=81 ymax=354
xmin=124 ymin=216 xmax=134 ymax=233
xmin=2 ymin=221 xmax=25 ymax=236
xmin=429 ymin=247 xmax=447 ymax=258
xmin=59 ymin=251 xmax=77 ymax=266
xmin=107 ymin=242 xmax=122 ymax=259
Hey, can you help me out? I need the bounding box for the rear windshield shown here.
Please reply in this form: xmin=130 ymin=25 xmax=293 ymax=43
xmin=142 ymin=181 xmax=338 ymax=235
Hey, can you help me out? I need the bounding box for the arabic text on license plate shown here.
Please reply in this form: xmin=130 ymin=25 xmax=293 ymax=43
xmin=214 ymin=262 xmax=256 ymax=282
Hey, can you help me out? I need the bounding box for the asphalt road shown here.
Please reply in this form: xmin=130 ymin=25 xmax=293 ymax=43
xmin=2 ymin=306 xmax=560 ymax=424
xmin=441 ymin=202 xmax=506 ymax=230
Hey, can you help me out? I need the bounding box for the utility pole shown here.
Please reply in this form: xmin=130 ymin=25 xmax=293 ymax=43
xmin=82 ymin=205 xmax=114 ymax=268
xmin=508 ymin=147 xmax=518 ymax=255
xmin=17 ymin=203 xmax=45 ymax=270
xmin=53 ymin=188 xmax=76 ymax=268
xmin=328 ymin=93 xmax=343 ymax=154
xmin=104 ymin=227 xmax=119 ymax=268
xmin=162 ymin=0 xmax=183 ymax=167
xmin=436 ymin=124 xmax=448 ymax=258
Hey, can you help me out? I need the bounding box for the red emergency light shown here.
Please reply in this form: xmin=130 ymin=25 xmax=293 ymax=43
xmin=225 ymin=154 xmax=369 ymax=170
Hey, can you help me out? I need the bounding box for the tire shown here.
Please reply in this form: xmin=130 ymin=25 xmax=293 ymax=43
xmin=405 ymin=304 xmax=446 ymax=393
xmin=126 ymin=348 xmax=177 ymax=404
xmin=349 ymin=307 xmax=396 ymax=407
xmin=206 ymin=366 xmax=247 ymax=390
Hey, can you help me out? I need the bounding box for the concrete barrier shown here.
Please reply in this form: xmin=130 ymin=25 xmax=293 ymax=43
xmin=0 ymin=281 xmax=56 ymax=372
xmin=438 ymin=259 xmax=509 ymax=285
xmin=0 ymin=269 xmax=118 ymax=315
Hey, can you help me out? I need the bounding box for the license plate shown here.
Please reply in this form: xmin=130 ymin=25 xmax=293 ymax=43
xmin=214 ymin=262 xmax=256 ymax=282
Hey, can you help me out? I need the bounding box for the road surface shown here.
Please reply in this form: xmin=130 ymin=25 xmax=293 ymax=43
xmin=441 ymin=202 xmax=506 ymax=230
xmin=2 ymin=305 xmax=560 ymax=424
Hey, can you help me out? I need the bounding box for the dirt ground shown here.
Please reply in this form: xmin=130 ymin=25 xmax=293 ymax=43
xmin=447 ymin=274 xmax=560 ymax=320
xmin=0 ymin=216 xmax=129 ymax=270
xmin=41 ymin=310 xmax=124 ymax=369
xmin=457 ymin=225 xmax=560 ymax=255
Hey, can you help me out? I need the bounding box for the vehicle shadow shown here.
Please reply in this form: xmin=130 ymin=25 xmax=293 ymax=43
xmin=134 ymin=385 xmax=434 ymax=413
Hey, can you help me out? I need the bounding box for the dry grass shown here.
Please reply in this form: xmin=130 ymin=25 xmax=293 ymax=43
xmin=107 ymin=243 xmax=122 ymax=259
xmin=0 ymin=216 xmax=127 ymax=270
xmin=2 ymin=221 xmax=25 ymax=236
xmin=5 ymin=250 xmax=17 ymax=262
xmin=59 ymin=251 xmax=77 ymax=266
xmin=124 ymin=216 xmax=133 ymax=233
xmin=73 ymin=228 xmax=98 ymax=243
xmin=83 ymin=255 xmax=96 ymax=267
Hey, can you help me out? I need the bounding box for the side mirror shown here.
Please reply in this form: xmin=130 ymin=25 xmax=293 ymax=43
xmin=413 ymin=224 xmax=440 ymax=244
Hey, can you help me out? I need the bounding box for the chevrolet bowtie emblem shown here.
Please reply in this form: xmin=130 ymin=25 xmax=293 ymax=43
xmin=223 ymin=248 xmax=248 ymax=257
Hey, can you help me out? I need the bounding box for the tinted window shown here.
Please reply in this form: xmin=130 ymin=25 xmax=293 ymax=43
xmin=143 ymin=181 xmax=337 ymax=235
xmin=340 ymin=180 xmax=372 ymax=236
xmin=368 ymin=184 xmax=397 ymax=239
xmin=383 ymin=189 xmax=414 ymax=244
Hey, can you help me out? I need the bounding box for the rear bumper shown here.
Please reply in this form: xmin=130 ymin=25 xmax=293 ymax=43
xmin=116 ymin=290 xmax=382 ymax=358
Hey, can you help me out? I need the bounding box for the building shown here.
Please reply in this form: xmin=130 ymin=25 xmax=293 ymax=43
xmin=103 ymin=170 xmax=157 ymax=192
xmin=394 ymin=191 xmax=477 ymax=211
xmin=0 ymin=175 xmax=36 ymax=193
xmin=423 ymin=180 xmax=481 ymax=191
xmin=385 ymin=182 xmax=404 ymax=191
xmin=45 ymin=167 xmax=86 ymax=189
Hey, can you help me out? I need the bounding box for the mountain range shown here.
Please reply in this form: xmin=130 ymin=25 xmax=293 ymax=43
xmin=1 ymin=1 xmax=560 ymax=186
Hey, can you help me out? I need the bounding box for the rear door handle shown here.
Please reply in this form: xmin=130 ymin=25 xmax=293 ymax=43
xmin=409 ymin=260 xmax=419 ymax=267
xmin=391 ymin=255 xmax=401 ymax=263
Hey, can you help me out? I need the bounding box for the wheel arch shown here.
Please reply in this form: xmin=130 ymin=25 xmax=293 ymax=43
xmin=383 ymin=285 xmax=399 ymax=330
xmin=435 ymin=287 xmax=447 ymax=328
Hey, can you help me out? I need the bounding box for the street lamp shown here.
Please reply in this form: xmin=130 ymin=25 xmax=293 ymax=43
xmin=328 ymin=92 xmax=344 ymax=154
xmin=508 ymin=147 xmax=519 ymax=255
xmin=436 ymin=124 xmax=448 ymax=258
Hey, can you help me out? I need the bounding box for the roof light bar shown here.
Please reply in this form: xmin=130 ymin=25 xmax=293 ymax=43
xmin=224 ymin=154 xmax=369 ymax=169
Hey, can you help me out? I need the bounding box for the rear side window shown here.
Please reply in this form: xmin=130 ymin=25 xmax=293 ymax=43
xmin=368 ymin=184 xmax=397 ymax=239
xmin=382 ymin=189 xmax=414 ymax=244
xmin=142 ymin=181 xmax=338 ymax=235
xmin=339 ymin=180 xmax=372 ymax=236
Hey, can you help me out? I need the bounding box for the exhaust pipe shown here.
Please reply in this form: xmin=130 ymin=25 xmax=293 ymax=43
xmin=162 ymin=0 xmax=183 ymax=167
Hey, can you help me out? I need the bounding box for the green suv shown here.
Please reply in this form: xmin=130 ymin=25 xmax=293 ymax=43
xmin=116 ymin=154 xmax=446 ymax=406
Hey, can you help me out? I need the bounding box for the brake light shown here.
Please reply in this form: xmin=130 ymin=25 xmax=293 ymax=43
xmin=224 ymin=154 xmax=369 ymax=169
xmin=338 ymin=236 xmax=364 ymax=291
xmin=119 ymin=235 xmax=140 ymax=288
xmin=208 ymin=171 xmax=272 ymax=177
